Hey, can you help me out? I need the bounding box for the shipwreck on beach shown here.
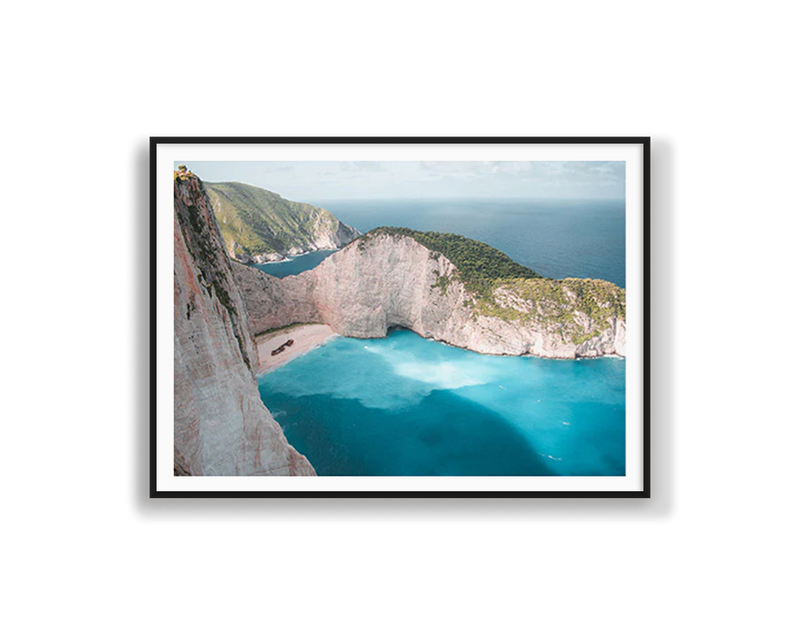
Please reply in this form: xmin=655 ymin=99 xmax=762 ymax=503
xmin=271 ymin=339 xmax=295 ymax=357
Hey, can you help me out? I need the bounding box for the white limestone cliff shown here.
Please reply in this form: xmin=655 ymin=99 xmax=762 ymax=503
xmin=233 ymin=232 xmax=626 ymax=360
xmin=173 ymin=173 xmax=315 ymax=476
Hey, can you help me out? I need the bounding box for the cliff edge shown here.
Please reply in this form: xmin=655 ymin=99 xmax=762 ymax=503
xmin=205 ymin=181 xmax=360 ymax=264
xmin=173 ymin=170 xmax=315 ymax=476
xmin=234 ymin=228 xmax=626 ymax=359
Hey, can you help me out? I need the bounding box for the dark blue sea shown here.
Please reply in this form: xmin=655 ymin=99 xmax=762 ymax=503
xmin=253 ymin=199 xmax=625 ymax=286
xmin=321 ymin=198 xmax=625 ymax=287
xmin=257 ymin=198 xmax=626 ymax=476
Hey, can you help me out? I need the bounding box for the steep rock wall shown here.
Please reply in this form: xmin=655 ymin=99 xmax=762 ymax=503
xmin=233 ymin=233 xmax=626 ymax=359
xmin=204 ymin=181 xmax=360 ymax=264
xmin=174 ymin=173 xmax=315 ymax=476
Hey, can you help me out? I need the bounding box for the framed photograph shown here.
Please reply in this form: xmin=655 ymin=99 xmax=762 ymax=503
xmin=151 ymin=137 xmax=649 ymax=498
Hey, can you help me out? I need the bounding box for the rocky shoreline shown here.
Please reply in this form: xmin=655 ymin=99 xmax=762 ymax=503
xmin=236 ymin=245 xmax=336 ymax=265
xmin=234 ymin=232 xmax=626 ymax=360
xmin=204 ymin=181 xmax=361 ymax=265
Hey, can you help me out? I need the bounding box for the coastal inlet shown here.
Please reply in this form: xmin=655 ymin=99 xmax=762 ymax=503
xmin=258 ymin=329 xmax=625 ymax=476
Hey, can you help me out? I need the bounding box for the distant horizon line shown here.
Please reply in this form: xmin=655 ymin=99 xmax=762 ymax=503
xmin=200 ymin=178 xmax=625 ymax=203
xmin=314 ymin=195 xmax=626 ymax=202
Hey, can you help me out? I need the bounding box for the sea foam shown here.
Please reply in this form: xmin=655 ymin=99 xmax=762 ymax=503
xmin=258 ymin=329 xmax=626 ymax=476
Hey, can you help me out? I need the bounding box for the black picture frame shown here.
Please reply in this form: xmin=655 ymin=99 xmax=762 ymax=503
xmin=151 ymin=137 xmax=650 ymax=498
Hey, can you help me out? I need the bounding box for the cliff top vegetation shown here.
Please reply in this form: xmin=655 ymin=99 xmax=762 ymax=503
xmin=359 ymin=226 xmax=543 ymax=298
xmin=203 ymin=181 xmax=352 ymax=258
xmin=174 ymin=166 xmax=195 ymax=182
xmin=357 ymin=227 xmax=625 ymax=334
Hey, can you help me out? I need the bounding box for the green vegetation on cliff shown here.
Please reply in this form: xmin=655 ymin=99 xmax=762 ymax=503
xmin=476 ymin=277 xmax=626 ymax=342
xmin=359 ymin=227 xmax=542 ymax=297
xmin=357 ymin=227 xmax=625 ymax=344
xmin=203 ymin=181 xmax=358 ymax=258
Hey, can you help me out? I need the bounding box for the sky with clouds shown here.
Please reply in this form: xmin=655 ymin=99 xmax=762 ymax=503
xmin=179 ymin=160 xmax=625 ymax=202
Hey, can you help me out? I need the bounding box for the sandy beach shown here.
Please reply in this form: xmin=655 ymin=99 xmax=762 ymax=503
xmin=256 ymin=323 xmax=339 ymax=373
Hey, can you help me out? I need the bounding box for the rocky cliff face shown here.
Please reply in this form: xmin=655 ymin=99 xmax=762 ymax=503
xmin=173 ymin=172 xmax=315 ymax=476
xmin=233 ymin=232 xmax=626 ymax=359
xmin=204 ymin=181 xmax=360 ymax=264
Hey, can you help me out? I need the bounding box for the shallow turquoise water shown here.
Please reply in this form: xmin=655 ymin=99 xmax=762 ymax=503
xmin=254 ymin=199 xmax=626 ymax=475
xmin=258 ymin=330 xmax=625 ymax=476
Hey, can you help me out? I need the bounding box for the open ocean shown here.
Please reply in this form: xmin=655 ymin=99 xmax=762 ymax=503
xmin=257 ymin=198 xmax=626 ymax=476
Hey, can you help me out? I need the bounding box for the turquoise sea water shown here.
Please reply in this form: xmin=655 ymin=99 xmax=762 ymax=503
xmin=255 ymin=198 xmax=626 ymax=476
xmin=258 ymin=330 xmax=625 ymax=476
xmin=253 ymin=249 xmax=337 ymax=278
